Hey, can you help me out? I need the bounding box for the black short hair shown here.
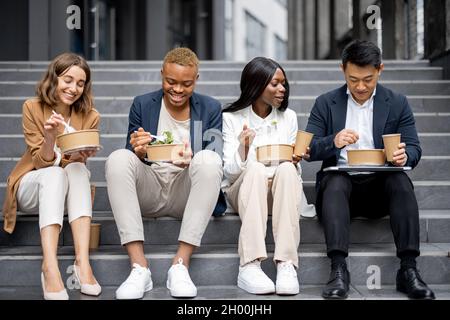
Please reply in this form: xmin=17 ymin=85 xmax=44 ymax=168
xmin=341 ymin=40 xmax=381 ymax=69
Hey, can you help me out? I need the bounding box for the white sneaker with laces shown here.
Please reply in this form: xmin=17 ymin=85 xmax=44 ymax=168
xmin=166 ymin=258 xmax=197 ymax=298
xmin=237 ymin=260 xmax=275 ymax=294
xmin=116 ymin=263 xmax=153 ymax=300
xmin=276 ymin=261 xmax=299 ymax=295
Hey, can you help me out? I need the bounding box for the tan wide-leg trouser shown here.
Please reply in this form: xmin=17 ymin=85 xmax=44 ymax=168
xmin=223 ymin=161 xmax=301 ymax=267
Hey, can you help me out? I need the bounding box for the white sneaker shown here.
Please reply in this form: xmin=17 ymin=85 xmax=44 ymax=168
xmin=166 ymin=258 xmax=197 ymax=298
xmin=115 ymin=263 xmax=153 ymax=300
xmin=276 ymin=261 xmax=299 ymax=295
xmin=237 ymin=260 xmax=275 ymax=294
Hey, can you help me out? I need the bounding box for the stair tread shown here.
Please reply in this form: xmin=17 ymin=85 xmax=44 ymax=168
xmin=0 ymin=60 xmax=448 ymax=298
xmin=4 ymin=209 xmax=450 ymax=220
xmin=0 ymin=284 xmax=449 ymax=300
xmin=0 ymin=243 xmax=448 ymax=258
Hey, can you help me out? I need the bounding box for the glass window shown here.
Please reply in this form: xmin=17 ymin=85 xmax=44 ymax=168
xmin=274 ymin=34 xmax=287 ymax=60
xmin=225 ymin=0 xmax=234 ymax=60
xmin=245 ymin=11 xmax=266 ymax=60
xmin=416 ymin=0 xmax=424 ymax=56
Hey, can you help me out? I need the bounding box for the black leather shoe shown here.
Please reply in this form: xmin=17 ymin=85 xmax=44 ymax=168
xmin=396 ymin=267 xmax=435 ymax=300
xmin=322 ymin=264 xmax=350 ymax=299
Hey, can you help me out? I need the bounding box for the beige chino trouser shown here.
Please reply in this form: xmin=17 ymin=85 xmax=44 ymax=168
xmin=223 ymin=162 xmax=302 ymax=267
xmin=16 ymin=162 xmax=93 ymax=230
xmin=105 ymin=149 xmax=223 ymax=247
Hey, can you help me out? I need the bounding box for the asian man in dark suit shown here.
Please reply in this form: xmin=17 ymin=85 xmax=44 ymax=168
xmin=105 ymin=47 xmax=225 ymax=299
xmin=304 ymin=40 xmax=435 ymax=300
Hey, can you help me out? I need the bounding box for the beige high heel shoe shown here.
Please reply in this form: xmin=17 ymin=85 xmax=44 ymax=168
xmin=41 ymin=272 xmax=69 ymax=300
xmin=73 ymin=263 xmax=102 ymax=296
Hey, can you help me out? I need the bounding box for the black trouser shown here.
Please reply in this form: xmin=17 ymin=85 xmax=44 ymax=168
xmin=317 ymin=171 xmax=420 ymax=258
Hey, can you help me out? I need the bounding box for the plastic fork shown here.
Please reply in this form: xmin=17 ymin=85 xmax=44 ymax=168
xmin=151 ymin=134 xmax=166 ymax=142
xmin=52 ymin=110 xmax=75 ymax=133
xmin=133 ymin=131 xmax=165 ymax=142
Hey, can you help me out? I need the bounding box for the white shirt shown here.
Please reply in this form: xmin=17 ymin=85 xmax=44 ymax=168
xmin=222 ymin=106 xmax=299 ymax=187
xmin=222 ymin=105 xmax=316 ymax=217
xmin=337 ymin=88 xmax=376 ymax=166
xmin=154 ymin=99 xmax=190 ymax=168
xmin=157 ymin=98 xmax=190 ymax=144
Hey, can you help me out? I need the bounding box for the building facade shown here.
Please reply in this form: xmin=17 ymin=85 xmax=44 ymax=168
xmin=0 ymin=0 xmax=449 ymax=67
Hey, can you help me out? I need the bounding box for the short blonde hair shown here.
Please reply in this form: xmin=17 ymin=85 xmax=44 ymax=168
xmin=163 ymin=47 xmax=199 ymax=70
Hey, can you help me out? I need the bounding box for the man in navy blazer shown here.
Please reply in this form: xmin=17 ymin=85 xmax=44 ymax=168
xmin=305 ymin=40 xmax=434 ymax=300
xmin=105 ymin=48 xmax=225 ymax=299
xmin=125 ymin=89 xmax=224 ymax=159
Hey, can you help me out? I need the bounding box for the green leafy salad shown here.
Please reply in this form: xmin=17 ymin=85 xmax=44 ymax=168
xmin=150 ymin=131 xmax=174 ymax=145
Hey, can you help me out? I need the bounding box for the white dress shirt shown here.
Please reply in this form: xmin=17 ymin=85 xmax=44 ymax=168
xmin=337 ymin=88 xmax=377 ymax=166
xmin=222 ymin=106 xmax=299 ymax=187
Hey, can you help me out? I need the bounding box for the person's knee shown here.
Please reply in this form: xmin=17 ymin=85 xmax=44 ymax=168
xmin=385 ymin=172 xmax=412 ymax=191
xmin=322 ymin=174 xmax=350 ymax=194
xmin=192 ymin=150 xmax=222 ymax=168
xmin=246 ymin=161 xmax=266 ymax=175
xmin=65 ymin=162 xmax=89 ymax=178
xmin=191 ymin=150 xmax=223 ymax=178
xmin=276 ymin=161 xmax=297 ymax=177
xmin=105 ymin=149 xmax=137 ymax=176
xmin=39 ymin=166 xmax=67 ymax=188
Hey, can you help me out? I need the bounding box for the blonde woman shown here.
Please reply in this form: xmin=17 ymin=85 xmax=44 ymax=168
xmin=2 ymin=53 xmax=101 ymax=299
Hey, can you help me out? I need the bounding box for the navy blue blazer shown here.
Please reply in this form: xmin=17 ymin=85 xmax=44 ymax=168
xmin=305 ymin=84 xmax=421 ymax=194
xmin=125 ymin=89 xmax=227 ymax=216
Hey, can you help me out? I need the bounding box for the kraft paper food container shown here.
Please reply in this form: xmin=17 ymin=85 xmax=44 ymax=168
xmin=256 ymin=144 xmax=294 ymax=166
xmin=294 ymin=130 xmax=314 ymax=156
xmin=146 ymin=143 xmax=184 ymax=162
xmin=347 ymin=149 xmax=386 ymax=166
xmin=56 ymin=129 xmax=100 ymax=154
xmin=382 ymin=133 xmax=401 ymax=162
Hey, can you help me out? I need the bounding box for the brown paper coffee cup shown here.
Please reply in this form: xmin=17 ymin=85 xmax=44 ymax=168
xmin=294 ymin=130 xmax=314 ymax=156
xmin=89 ymin=223 xmax=101 ymax=250
xmin=383 ymin=133 xmax=401 ymax=162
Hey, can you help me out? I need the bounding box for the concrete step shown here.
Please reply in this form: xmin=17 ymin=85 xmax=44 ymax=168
xmin=1 ymin=112 xmax=449 ymax=134
xmin=1 ymin=180 xmax=449 ymax=211
xmin=0 ymin=60 xmax=433 ymax=69
xmin=1 ymin=80 xmax=450 ymax=97
xmin=0 ymin=243 xmax=448 ymax=287
xmin=0 ymin=133 xmax=448 ymax=158
xmin=1 ymin=210 xmax=449 ymax=247
xmin=0 ymin=67 xmax=443 ymax=81
xmin=2 ymin=96 xmax=449 ymax=114
xmin=2 ymin=156 xmax=450 ymax=182
xmin=4 ymin=112 xmax=450 ymax=135
xmin=1 ymin=59 xmax=447 ymax=301
xmin=1 ymin=284 xmax=449 ymax=300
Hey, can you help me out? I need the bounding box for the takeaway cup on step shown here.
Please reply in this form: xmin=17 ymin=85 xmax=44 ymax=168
xmin=89 ymin=223 xmax=101 ymax=250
